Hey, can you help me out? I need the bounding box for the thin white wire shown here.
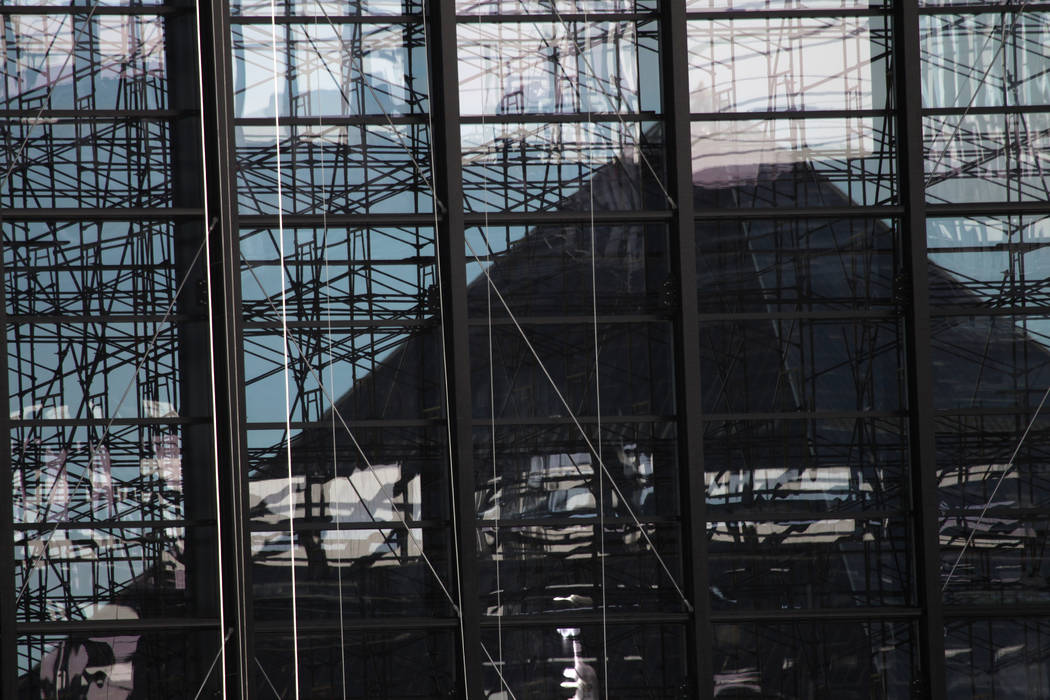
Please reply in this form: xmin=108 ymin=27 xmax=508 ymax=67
xmin=193 ymin=0 xmax=228 ymax=694
xmin=267 ymin=2 xmax=301 ymax=698
xmin=417 ymin=3 xmax=477 ymax=693
xmin=942 ymin=381 xmax=1050 ymax=591
xmin=479 ymin=15 xmax=506 ymax=696
xmin=193 ymin=628 xmax=233 ymax=700
xmin=313 ymin=5 xmax=349 ymax=698
xmin=581 ymin=10 xmax=611 ymax=696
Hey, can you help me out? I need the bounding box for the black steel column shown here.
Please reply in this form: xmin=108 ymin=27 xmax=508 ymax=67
xmin=894 ymin=4 xmax=947 ymax=698
xmin=0 ymin=224 xmax=15 ymax=700
xmin=165 ymin=0 xmax=220 ymax=646
xmin=427 ymin=2 xmax=483 ymax=697
xmin=198 ymin=0 xmax=255 ymax=695
xmin=661 ymin=5 xmax=713 ymax=699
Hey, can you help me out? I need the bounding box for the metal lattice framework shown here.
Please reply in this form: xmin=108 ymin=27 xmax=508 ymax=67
xmin=2 ymin=1 xmax=1050 ymax=698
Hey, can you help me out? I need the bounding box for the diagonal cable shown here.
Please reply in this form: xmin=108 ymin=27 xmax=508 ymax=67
xmin=942 ymin=381 xmax=1050 ymax=591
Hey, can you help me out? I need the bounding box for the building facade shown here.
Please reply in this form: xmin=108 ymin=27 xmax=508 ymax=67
xmin=3 ymin=0 xmax=1050 ymax=697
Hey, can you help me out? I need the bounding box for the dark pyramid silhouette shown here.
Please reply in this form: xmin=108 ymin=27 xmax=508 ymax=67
xmin=25 ymin=154 xmax=1050 ymax=698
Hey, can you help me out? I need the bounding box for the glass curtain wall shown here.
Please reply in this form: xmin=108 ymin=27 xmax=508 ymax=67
xmin=1 ymin=1 xmax=222 ymax=698
xmin=3 ymin=0 xmax=1050 ymax=698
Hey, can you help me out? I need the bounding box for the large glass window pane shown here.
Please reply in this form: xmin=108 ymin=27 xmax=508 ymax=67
xmin=922 ymin=12 xmax=1050 ymax=108
xmin=0 ymin=13 xmax=167 ymax=112
xmin=697 ymin=217 xmax=898 ymax=313
xmin=687 ymin=17 xmax=889 ymax=113
xmin=928 ymin=216 xmax=1050 ymax=310
xmin=704 ymin=417 xmax=909 ymax=516
xmin=458 ymin=19 xmax=660 ymax=116
xmin=945 ymin=619 xmax=1050 ymax=699
xmin=924 ymin=112 xmax=1050 ymax=204
xmin=1 ymin=119 xmax=173 ymax=208
xmin=232 ymin=21 xmax=428 ymax=119
xmin=713 ymin=621 xmax=915 ymax=698
xmin=709 ymin=518 xmax=910 ymax=609
xmin=481 ymin=623 xmax=687 ymax=699
xmin=19 ymin=630 xmax=223 ymax=699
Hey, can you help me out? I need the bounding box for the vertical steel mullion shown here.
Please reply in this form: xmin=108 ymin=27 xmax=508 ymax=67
xmin=0 ymin=228 xmax=16 ymax=700
xmin=427 ymin=3 xmax=483 ymax=698
xmin=894 ymin=4 xmax=947 ymax=698
xmin=660 ymin=5 xmax=713 ymax=699
xmin=199 ymin=0 xmax=255 ymax=695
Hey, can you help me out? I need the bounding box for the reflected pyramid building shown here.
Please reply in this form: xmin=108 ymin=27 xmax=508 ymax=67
xmin=9 ymin=4 xmax=1050 ymax=699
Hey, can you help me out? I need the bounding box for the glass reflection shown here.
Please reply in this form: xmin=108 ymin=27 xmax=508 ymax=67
xmin=232 ymin=21 xmax=427 ymax=118
xmin=234 ymin=123 xmax=433 ymax=215
xmin=945 ymin=619 xmax=1050 ymax=699
xmin=0 ymin=13 xmax=167 ymax=111
xmin=480 ymin=624 xmax=687 ymax=700
xmin=688 ymin=17 xmax=888 ymax=114
xmin=713 ymin=621 xmax=914 ymax=698
xmin=457 ymin=20 xmax=659 ymax=116
xmin=924 ymin=112 xmax=1050 ymax=204
xmin=922 ymin=12 xmax=1050 ymax=108
xmin=709 ymin=518 xmax=910 ymax=609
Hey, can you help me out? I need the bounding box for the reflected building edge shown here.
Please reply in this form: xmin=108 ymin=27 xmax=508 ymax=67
xmin=4 ymin=1 xmax=1050 ymax=698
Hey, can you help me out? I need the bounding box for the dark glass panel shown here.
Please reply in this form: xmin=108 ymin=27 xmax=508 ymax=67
xmin=1 ymin=119 xmax=173 ymax=209
xmin=699 ymin=318 xmax=904 ymax=414
xmin=704 ymin=417 xmax=908 ymax=516
xmin=713 ymin=621 xmax=915 ymax=699
xmin=0 ymin=13 xmax=167 ymax=111
xmin=468 ymin=322 xmax=674 ymax=419
xmin=251 ymin=526 xmax=455 ymax=620
xmin=472 ymin=422 xmax=679 ymax=519
xmin=928 ymin=216 xmax=1050 ymax=311
xmin=941 ymin=514 xmax=1050 ymax=605
xmin=929 ymin=315 xmax=1050 ymax=410
xmin=465 ymin=223 xmax=671 ymax=317
xmin=481 ymin=623 xmax=687 ymax=700
xmin=697 ymin=217 xmax=898 ymax=314
xmin=240 ymin=225 xmax=437 ymax=323
xmin=708 ymin=518 xmax=910 ymax=609
xmin=935 ymin=413 xmax=1050 ymax=509
xmin=478 ymin=522 xmax=684 ymax=616
xmin=945 ymin=618 xmax=1050 ymax=699
xmin=234 ymin=123 xmax=433 ymax=215
xmin=461 ymin=120 xmax=667 ymax=213
xmin=253 ymin=629 xmax=456 ymax=698
xmin=18 ymin=629 xmax=222 ymax=699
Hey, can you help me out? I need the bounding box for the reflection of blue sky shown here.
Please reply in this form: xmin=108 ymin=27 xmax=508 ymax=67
xmin=928 ymin=216 xmax=1050 ymax=349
